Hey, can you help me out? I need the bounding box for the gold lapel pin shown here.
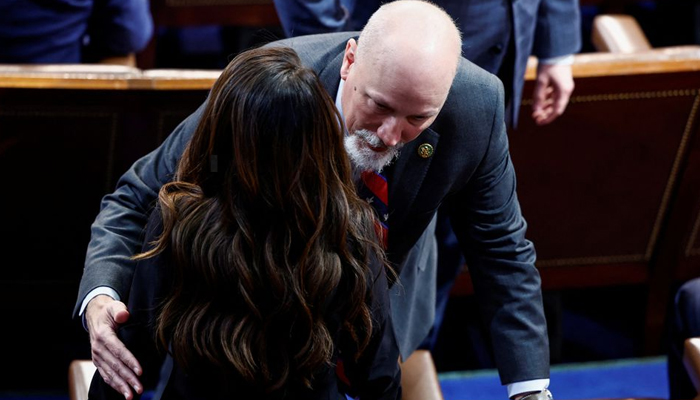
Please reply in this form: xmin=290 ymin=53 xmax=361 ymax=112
xmin=417 ymin=143 xmax=434 ymax=159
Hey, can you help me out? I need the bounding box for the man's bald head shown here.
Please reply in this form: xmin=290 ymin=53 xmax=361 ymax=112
xmin=357 ymin=0 xmax=462 ymax=83
xmin=339 ymin=1 xmax=463 ymax=172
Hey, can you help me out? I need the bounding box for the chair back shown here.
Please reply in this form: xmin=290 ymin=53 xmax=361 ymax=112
xmin=685 ymin=338 xmax=700 ymax=400
xmin=592 ymin=14 xmax=652 ymax=53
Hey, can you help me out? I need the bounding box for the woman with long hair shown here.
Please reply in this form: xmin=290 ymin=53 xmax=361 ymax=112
xmin=89 ymin=46 xmax=400 ymax=400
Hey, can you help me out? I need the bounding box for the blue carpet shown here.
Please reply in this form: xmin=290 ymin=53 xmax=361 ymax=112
xmin=0 ymin=357 xmax=669 ymax=400
xmin=439 ymin=357 xmax=669 ymax=400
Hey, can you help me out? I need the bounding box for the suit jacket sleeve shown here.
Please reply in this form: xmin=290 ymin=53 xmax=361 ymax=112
xmin=447 ymin=78 xmax=549 ymax=385
xmin=74 ymin=103 xmax=205 ymax=316
xmin=88 ymin=210 xmax=170 ymax=400
xmin=532 ymin=0 xmax=581 ymax=59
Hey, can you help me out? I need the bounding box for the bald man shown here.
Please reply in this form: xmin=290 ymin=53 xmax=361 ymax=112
xmin=274 ymin=0 xmax=581 ymax=366
xmin=76 ymin=2 xmax=548 ymax=400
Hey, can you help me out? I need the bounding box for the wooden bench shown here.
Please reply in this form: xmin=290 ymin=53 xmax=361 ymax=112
xmin=68 ymin=360 xmax=96 ymax=400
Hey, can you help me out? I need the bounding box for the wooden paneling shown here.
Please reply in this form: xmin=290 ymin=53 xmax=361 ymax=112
xmin=455 ymin=47 xmax=700 ymax=354
xmin=0 ymin=72 xmax=211 ymax=389
xmin=516 ymin=73 xmax=699 ymax=272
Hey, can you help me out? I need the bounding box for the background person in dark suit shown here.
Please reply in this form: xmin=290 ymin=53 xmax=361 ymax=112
xmin=76 ymin=2 xmax=549 ymax=399
xmin=0 ymin=0 xmax=152 ymax=63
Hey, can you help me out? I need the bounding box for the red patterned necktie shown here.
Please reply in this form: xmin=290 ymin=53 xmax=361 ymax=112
xmin=336 ymin=170 xmax=389 ymax=391
xmin=359 ymin=170 xmax=389 ymax=248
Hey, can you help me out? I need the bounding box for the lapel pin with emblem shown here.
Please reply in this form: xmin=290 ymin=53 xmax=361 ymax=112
xmin=417 ymin=143 xmax=434 ymax=159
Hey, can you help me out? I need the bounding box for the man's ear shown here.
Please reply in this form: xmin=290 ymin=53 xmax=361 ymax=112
xmin=340 ymin=39 xmax=358 ymax=80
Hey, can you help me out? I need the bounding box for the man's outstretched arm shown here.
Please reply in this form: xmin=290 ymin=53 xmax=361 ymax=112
xmin=76 ymin=104 xmax=205 ymax=398
xmin=86 ymin=295 xmax=142 ymax=399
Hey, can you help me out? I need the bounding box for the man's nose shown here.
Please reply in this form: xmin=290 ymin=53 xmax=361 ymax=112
xmin=376 ymin=117 xmax=402 ymax=147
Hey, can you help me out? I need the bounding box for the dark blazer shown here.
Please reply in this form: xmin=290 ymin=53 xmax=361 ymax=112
xmin=273 ymin=0 xmax=581 ymax=126
xmin=77 ymin=32 xmax=548 ymax=385
xmin=0 ymin=0 xmax=153 ymax=63
xmin=88 ymin=210 xmax=401 ymax=400
xmin=444 ymin=0 xmax=581 ymax=125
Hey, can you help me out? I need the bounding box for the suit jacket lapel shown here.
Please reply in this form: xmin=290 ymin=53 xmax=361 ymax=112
xmin=386 ymin=127 xmax=439 ymax=246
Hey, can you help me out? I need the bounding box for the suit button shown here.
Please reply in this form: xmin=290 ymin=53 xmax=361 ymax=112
xmin=490 ymin=44 xmax=504 ymax=54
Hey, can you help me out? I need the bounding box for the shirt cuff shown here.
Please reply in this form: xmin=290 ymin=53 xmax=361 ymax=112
xmin=79 ymin=287 xmax=121 ymax=330
xmin=538 ymin=54 xmax=574 ymax=66
xmin=507 ymin=379 xmax=550 ymax=398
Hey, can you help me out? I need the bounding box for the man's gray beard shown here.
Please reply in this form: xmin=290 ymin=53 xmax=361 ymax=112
xmin=344 ymin=129 xmax=403 ymax=173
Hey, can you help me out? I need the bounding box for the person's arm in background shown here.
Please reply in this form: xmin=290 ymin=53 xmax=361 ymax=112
xmin=531 ymin=0 xmax=581 ymax=125
xmin=75 ymin=104 xmax=206 ymax=399
xmin=83 ymin=0 xmax=153 ymax=63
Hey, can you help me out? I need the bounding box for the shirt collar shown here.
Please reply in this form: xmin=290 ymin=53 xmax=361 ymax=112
xmin=335 ymin=79 xmax=345 ymax=121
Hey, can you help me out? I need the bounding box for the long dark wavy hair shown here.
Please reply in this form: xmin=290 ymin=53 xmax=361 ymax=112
xmin=135 ymin=46 xmax=388 ymax=392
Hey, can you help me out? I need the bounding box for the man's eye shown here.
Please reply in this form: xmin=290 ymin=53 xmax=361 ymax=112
xmin=374 ymin=102 xmax=389 ymax=110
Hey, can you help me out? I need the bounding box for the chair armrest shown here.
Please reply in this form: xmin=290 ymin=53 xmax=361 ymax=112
xmin=68 ymin=360 xmax=97 ymax=400
xmin=401 ymin=350 xmax=443 ymax=400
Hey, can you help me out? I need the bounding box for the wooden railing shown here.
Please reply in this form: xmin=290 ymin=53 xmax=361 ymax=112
xmin=0 ymin=64 xmax=220 ymax=89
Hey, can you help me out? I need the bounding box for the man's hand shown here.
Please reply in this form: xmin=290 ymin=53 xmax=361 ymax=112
xmin=531 ymin=63 xmax=574 ymax=126
xmin=86 ymin=295 xmax=143 ymax=400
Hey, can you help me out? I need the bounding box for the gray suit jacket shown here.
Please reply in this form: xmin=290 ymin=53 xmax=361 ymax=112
xmin=77 ymin=32 xmax=547 ymax=385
